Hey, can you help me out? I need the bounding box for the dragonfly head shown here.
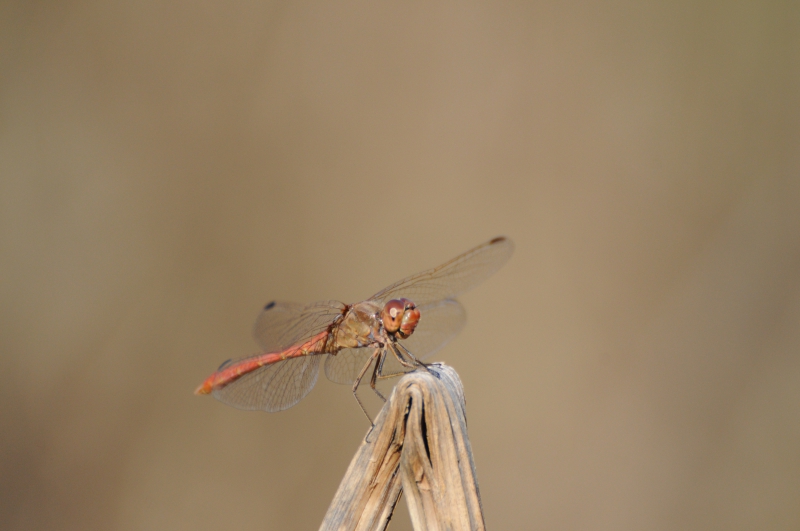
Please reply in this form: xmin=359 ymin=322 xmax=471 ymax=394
xmin=381 ymin=298 xmax=420 ymax=339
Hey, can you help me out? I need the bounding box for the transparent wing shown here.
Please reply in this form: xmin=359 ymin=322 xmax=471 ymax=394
xmin=212 ymin=355 xmax=322 ymax=411
xmin=324 ymin=347 xmax=376 ymax=385
xmin=398 ymin=299 xmax=466 ymax=361
xmin=369 ymin=237 xmax=514 ymax=307
xmin=324 ymin=300 xmax=467 ymax=385
xmin=324 ymin=347 xmax=414 ymax=385
xmin=252 ymin=300 xmax=345 ymax=352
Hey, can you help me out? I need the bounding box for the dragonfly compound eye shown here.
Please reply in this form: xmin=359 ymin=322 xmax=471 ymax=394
xmin=397 ymin=298 xmax=420 ymax=339
xmin=381 ymin=299 xmax=406 ymax=334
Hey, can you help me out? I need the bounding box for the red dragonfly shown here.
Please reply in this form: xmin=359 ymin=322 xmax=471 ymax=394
xmin=195 ymin=236 xmax=513 ymax=419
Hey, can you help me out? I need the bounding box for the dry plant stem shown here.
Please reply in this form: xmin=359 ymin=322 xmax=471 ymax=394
xmin=319 ymin=364 xmax=486 ymax=531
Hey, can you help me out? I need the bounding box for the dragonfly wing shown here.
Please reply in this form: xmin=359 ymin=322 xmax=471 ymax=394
xmin=324 ymin=347 xmax=374 ymax=385
xmin=398 ymin=299 xmax=466 ymax=361
xmin=369 ymin=237 xmax=514 ymax=307
xmin=324 ymin=347 xmax=413 ymax=385
xmin=212 ymin=355 xmax=323 ymax=411
xmin=253 ymin=300 xmax=345 ymax=352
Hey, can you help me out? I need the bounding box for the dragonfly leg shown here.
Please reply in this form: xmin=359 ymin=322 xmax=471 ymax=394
xmin=395 ymin=341 xmax=436 ymax=375
xmin=376 ymin=371 xmax=409 ymax=380
xmin=394 ymin=341 xmax=427 ymax=368
xmin=373 ymin=341 xmax=416 ymax=380
xmin=352 ymin=348 xmax=380 ymax=426
xmin=369 ymin=351 xmax=387 ymax=402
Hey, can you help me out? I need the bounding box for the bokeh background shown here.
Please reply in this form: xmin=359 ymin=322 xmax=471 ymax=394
xmin=2 ymin=2 xmax=799 ymax=530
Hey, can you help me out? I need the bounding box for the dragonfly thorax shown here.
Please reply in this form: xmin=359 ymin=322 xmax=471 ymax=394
xmin=333 ymin=301 xmax=383 ymax=349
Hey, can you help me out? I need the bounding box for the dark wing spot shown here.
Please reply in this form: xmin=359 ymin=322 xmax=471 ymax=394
xmin=490 ymin=236 xmax=506 ymax=244
xmin=263 ymin=301 xmax=276 ymax=310
xmin=217 ymin=358 xmax=232 ymax=370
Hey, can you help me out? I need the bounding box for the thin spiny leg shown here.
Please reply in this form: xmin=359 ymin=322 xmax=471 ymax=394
xmin=396 ymin=341 xmax=428 ymax=367
xmin=378 ymin=342 xmax=427 ymax=380
xmin=369 ymin=350 xmax=387 ymax=402
xmin=351 ymin=348 xmax=380 ymax=425
xmin=392 ymin=341 xmax=424 ymax=369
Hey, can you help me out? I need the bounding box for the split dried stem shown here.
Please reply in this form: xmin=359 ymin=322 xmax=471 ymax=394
xmin=319 ymin=364 xmax=485 ymax=531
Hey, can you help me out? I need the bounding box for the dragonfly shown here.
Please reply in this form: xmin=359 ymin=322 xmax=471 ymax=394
xmin=195 ymin=236 xmax=514 ymax=421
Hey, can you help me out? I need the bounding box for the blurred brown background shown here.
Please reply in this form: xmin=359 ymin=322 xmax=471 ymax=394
xmin=1 ymin=2 xmax=799 ymax=530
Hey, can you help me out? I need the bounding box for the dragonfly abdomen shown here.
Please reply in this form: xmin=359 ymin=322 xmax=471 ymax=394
xmin=195 ymin=330 xmax=331 ymax=394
